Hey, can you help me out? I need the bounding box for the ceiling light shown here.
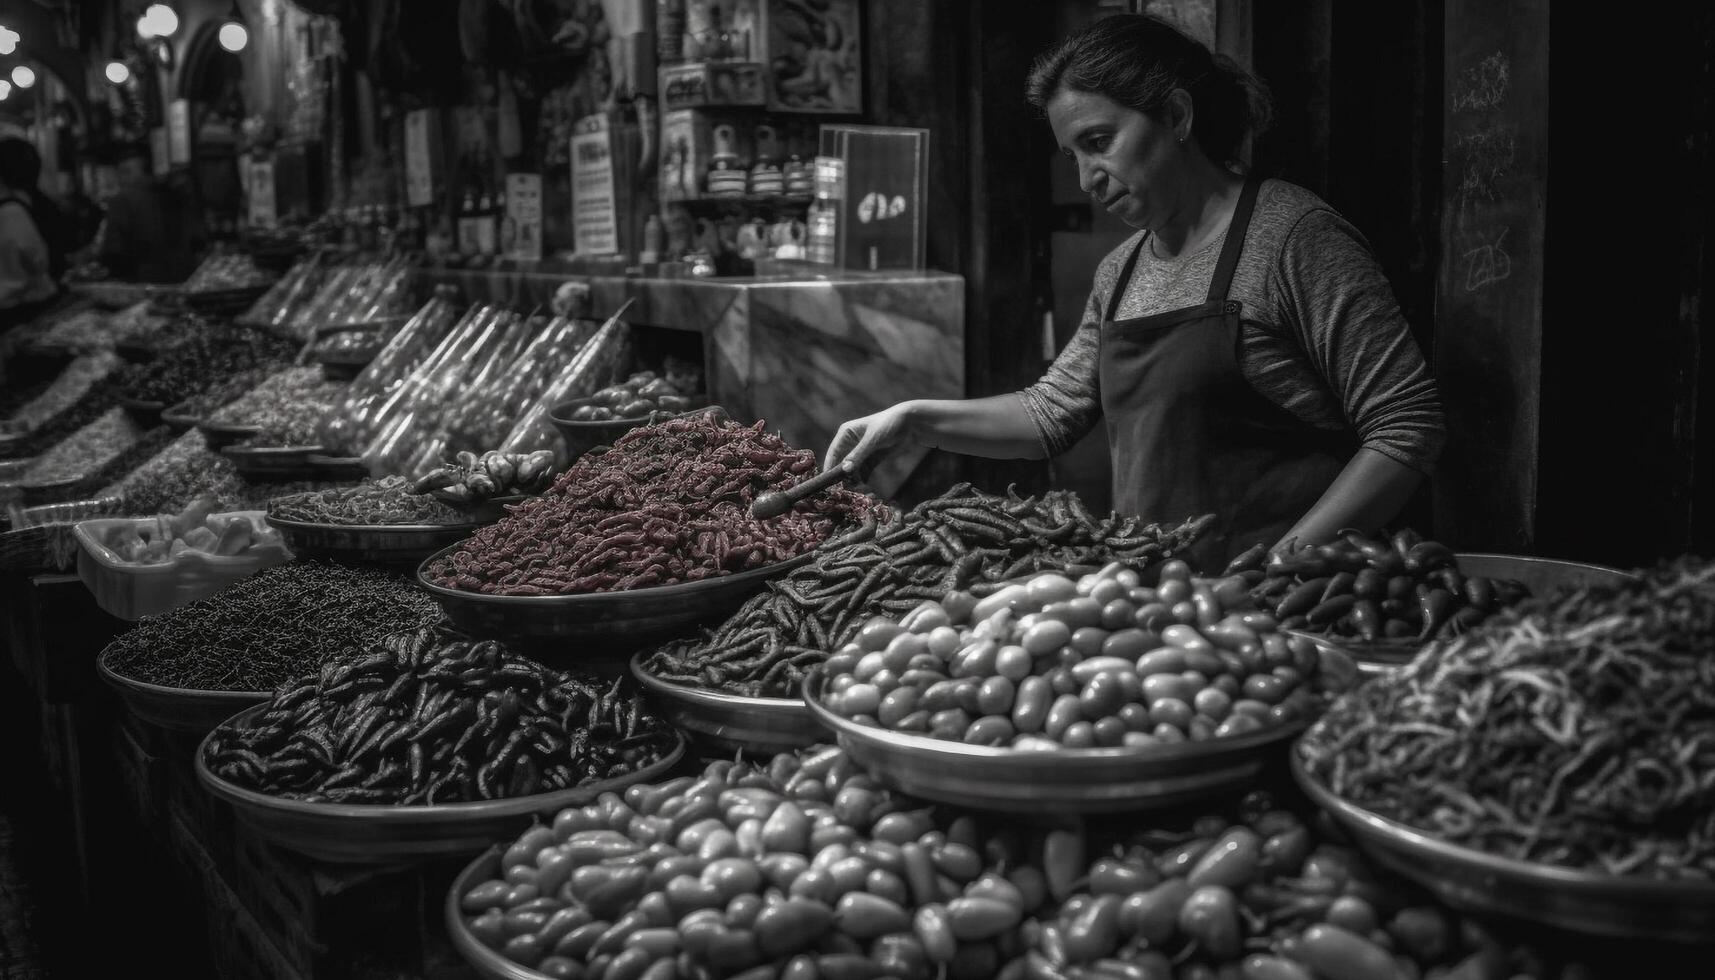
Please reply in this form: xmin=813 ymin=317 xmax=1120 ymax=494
xmin=140 ymin=4 xmax=180 ymax=39
xmin=218 ymin=21 xmax=249 ymax=53
xmin=106 ymin=61 xmax=131 ymax=85
xmin=10 ymin=66 xmax=33 ymax=89
xmin=0 ymin=81 xmax=11 ymax=101
xmin=0 ymin=27 xmax=18 ymax=56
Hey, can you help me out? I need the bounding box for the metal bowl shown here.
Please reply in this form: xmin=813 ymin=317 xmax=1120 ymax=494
xmin=160 ymin=402 xmax=200 ymax=433
xmin=197 ymin=419 xmax=265 ymax=451
xmin=803 ymin=669 xmax=1313 ymax=815
xmin=548 ymin=398 xmax=712 ymax=464
xmin=630 ymin=652 xmax=818 ymax=757
xmin=266 ymin=514 xmax=480 ymax=565
xmin=447 ymin=846 xmax=559 ymax=980
xmin=221 ymin=445 xmax=326 ymax=481
xmin=196 ymin=704 xmax=686 ymax=865
xmin=97 ymin=648 xmax=268 ymax=733
xmin=305 ymin=452 xmax=370 ymax=480
xmin=118 ymin=396 xmax=166 ymax=426
xmin=416 ymin=544 xmax=815 ymax=649
xmin=1290 ymin=752 xmax=1715 ymax=942
xmin=1292 ymin=553 xmax=1638 ymax=675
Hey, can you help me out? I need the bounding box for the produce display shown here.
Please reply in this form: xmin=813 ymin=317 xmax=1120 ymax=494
xmin=413 ymin=449 xmax=559 ymax=503
xmin=1 ymin=351 xmax=122 ymax=441
xmin=815 ymin=561 xmax=1353 ymax=749
xmin=427 ymin=414 xmax=880 ymax=596
xmin=1229 ymin=531 xmax=1530 ymax=643
xmin=208 ymin=366 xmax=346 ymax=445
xmin=107 ymin=300 xmax=169 ymax=346
xmin=95 ymin=430 xmax=354 ymax=516
xmin=499 ymin=311 xmax=635 ymax=465
xmin=268 ymin=476 xmax=472 ymax=526
xmin=1298 ymin=558 xmax=1715 ymax=879
xmin=316 ymin=294 xmax=465 ymax=455
xmin=27 ymin=307 xmax=112 ymax=352
xmin=98 ymin=497 xmax=284 ymax=563
xmin=204 ymin=627 xmax=678 ymax=804
xmin=115 ymin=322 xmax=299 ymax=406
xmin=643 ymin=486 xmax=1211 ymax=698
xmin=563 ymin=363 xmax=705 ymax=421
xmin=457 ymin=748 xmax=1573 ymax=980
xmin=183 ymin=251 xmax=277 ymax=292
xmin=7 ymin=408 xmax=162 ymax=487
xmin=279 ymin=256 xmax=413 ymax=340
xmin=241 ymin=258 xmax=328 ymax=334
xmin=100 ymin=562 xmax=443 ymax=692
xmin=313 ymin=328 xmax=386 ymax=361
xmin=425 ymin=314 xmax=600 ymax=466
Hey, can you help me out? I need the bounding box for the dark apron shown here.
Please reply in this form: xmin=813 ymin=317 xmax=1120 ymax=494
xmin=1099 ymin=177 xmax=1354 ymax=571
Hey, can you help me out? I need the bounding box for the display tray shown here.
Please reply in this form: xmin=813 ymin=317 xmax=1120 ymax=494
xmin=117 ymin=396 xmax=167 ymax=426
xmin=630 ymin=652 xmax=818 ymax=757
xmin=266 ymin=514 xmax=479 ymax=565
xmin=183 ymin=284 xmax=272 ymax=315
xmin=416 ymin=544 xmax=815 ymax=648
xmin=160 ymin=401 xmax=200 ymax=433
xmin=1293 ymin=553 xmax=1639 ymax=673
xmin=446 ymin=846 xmax=560 ymax=980
xmin=97 ymin=649 xmax=269 ymax=734
xmin=1290 ymin=752 xmax=1715 ymax=943
xmin=549 ymin=399 xmax=714 ymax=464
xmin=196 ymin=705 xmax=687 ymax=865
xmin=803 ymin=668 xmax=1314 ymax=815
xmin=305 ymin=452 xmax=370 ymax=479
xmin=197 ymin=419 xmax=264 ymax=451
xmin=220 ymin=445 xmax=325 ymax=481
xmin=17 ymin=474 xmax=86 ymax=508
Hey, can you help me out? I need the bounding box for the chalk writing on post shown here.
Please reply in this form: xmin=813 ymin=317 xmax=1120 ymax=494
xmin=1462 ymin=226 xmax=1513 ymax=292
xmin=1453 ymin=125 xmax=1517 ymax=204
xmin=1452 ymin=52 xmax=1511 ymax=113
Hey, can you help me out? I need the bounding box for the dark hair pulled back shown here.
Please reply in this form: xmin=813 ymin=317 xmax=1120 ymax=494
xmin=1026 ymin=14 xmax=1272 ymax=166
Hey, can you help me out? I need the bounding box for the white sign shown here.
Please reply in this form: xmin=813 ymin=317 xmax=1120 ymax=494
xmin=167 ymin=99 xmax=192 ymax=165
xmin=248 ymin=160 xmax=277 ymax=228
xmin=404 ymin=109 xmax=435 ymax=207
xmin=506 ymin=172 xmax=543 ymax=262
xmin=570 ymin=115 xmax=619 ymax=255
xmin=150 ymin=127 xmax=169 ymax=174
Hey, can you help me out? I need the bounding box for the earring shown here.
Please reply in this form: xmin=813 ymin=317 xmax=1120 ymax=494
xmin=1178 ymin=135 xmax=1186 ymax=144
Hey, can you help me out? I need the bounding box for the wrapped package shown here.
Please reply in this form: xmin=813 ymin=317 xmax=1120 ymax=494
xmin=499 ymin=304 xmax=635 ymax=467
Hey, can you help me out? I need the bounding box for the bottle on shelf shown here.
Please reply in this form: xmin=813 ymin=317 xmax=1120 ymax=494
xmin=707 ymin=123 xmax=747 ymax=197
xmin=457 ymin=188 xmax=480 ymax=256
xmin=476 ymin=184 xmax=497 ymax=257
xmin=749 ymin=125 xmax=784 ymax=197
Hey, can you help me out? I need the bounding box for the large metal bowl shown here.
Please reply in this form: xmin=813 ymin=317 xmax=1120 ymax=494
xmin=1294 ymin=553 xmax=1638 ymax=675
xmin=97 ymin=648 xmax=268 ymax=733
xmin=416 ymin=544 xmax=815 ymax=649
xmin=221 ymin=445 xmax=326 ymax=481
xmin=630 ymin=652 xmax=818 ymax=757
xmin=447 ymin=846 xmax=558 ymax=980
xmin=197 ymin=419 xmax=264 ymax=451
xmin=265 ymin=514 xmax=480 ymax=565
xmin=196 ymin=704 xmax=687 ymax=865
xmin=1290 ymin=752 xmax=1715 ymax=943
xmin=304 ymin=452 xmax=370 ymax=480
xmin=803 ymin=669 xmax=1313 ymax=815
xmin=160 ymin=401 xmax=199 ymax=433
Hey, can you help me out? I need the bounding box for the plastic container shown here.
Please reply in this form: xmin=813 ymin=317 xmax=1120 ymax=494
xmin=74 ymin=511 xmax=293 ymax=620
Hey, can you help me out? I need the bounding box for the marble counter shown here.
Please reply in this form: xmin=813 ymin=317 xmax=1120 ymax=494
xmin=418 ymin=266 xmax=965 ymax=487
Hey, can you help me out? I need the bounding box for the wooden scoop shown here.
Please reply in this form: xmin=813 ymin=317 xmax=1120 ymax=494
xmin=750 ymin=458 xmax=860 ymax=519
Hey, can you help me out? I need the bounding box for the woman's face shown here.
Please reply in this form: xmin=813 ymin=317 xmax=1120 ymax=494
xmin=1047 ymin=88 xmax=1185 ymax=230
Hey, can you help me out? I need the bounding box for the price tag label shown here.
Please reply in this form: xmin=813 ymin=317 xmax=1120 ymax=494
xmin=248 ymin=159 xmax=277 ymax=228
xmin=506 ymin=173 xmax=543 ymax=262
xmin=404 ymin=109 xmax=435 ymax=207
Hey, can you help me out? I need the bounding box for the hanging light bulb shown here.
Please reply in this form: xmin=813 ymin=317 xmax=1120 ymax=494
xmin=10 ymin=65 xmax=33 ymax=89
xmin=0 ymin=81 xmax=12 ymax=101
xmin=218 ymin=21 xmax=249 ymax=53
xmin=0 ymin=26 xmax=19 ymax=56
xmin=140 ymin=4 xmax=180 ymax=39
xmin=106 ymin=60 xmax=131 ymax=85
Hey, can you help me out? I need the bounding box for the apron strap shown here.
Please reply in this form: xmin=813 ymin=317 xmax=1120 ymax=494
xmin=1103 ymin=235 xmax=1150 ymax=323
xmin=1205 ymin=177 xmax=1264 ymax=303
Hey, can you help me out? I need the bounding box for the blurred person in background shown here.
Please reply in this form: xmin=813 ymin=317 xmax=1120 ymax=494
xmin=92 ymin=143 xmax=204 ymax=283
xmin=0 ymin=138 xmax=62 ymax=333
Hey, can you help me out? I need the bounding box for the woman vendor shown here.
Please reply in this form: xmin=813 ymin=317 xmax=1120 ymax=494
xmin=825 ymin=14 xmax=1445 ymax=570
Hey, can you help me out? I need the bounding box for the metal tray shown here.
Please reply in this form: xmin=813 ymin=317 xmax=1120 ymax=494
xmin=630 ymin=652 xmax=818 ymax=757
xmin=305 ymin=453 xmax=370 ymax=479
xmin=266 ymin=514 xmax=479 ymax=565
xmin=117 ymin=396 xmax=166 ymax=426
xmin=197 ymin=419 xmax=264 ymax=451
xmin=97 ymin=649 xmax=269 ymax=734
xmin=416 ymin=544 xmax=815 ymax=649
xmin=221 ymin=445 xmax=325 ymax=481
xmin=1293 ymin=553 xmax=1638 ymax=674
xmin=447 ymin=846 xmax=561 ymax=980
xmin=196 ymin=704 xmax=686 ymax=865
xmin=1290 ymin=752 xmax=1715 ymax=943
xmin=803 ymin=669 xmax=1314 ymax=815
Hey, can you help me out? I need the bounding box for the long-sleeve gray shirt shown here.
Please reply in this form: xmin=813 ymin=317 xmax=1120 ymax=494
xmin=1019 ymin=179 xmax=1445 ymax=475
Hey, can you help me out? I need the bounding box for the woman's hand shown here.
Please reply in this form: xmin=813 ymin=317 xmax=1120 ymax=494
xmin=824 ymin=400 xmax=920 ymax=473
